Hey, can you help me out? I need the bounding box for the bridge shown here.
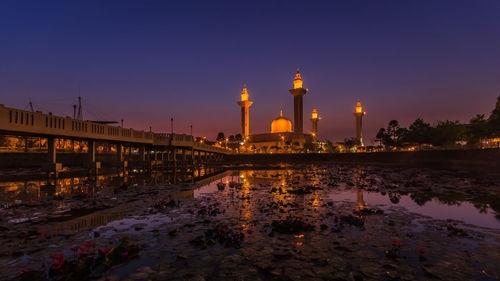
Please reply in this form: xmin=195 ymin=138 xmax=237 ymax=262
xmin=0 ymin=104 xmax=230 ymax=172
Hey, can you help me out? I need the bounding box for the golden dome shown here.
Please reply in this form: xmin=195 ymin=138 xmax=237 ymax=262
xmin=271 ymin=110 xmax=292 ymax=133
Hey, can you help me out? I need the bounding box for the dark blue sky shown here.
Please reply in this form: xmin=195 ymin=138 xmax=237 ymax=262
xmin=1 ymin=0 xmax=500 ymax=143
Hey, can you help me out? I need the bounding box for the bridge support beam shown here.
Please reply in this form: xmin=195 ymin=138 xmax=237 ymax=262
xmin=48 ymin=137 xmax=56 ymax=165
xmin=182 ymin=149 xmax=187 ymax=165
xmin=117 ymin=144 xmax=124 ymax=162
xmin=173 ymin=148 xmax=177 ymax=169
xmin=45 ymin=137 xmax=62 ymax=174
xmin=139 ymin=145 xmax=146 ymax=162
xmin=117 ymin=144 xmax=127 ymax=170
xmin=87 ymin=140 xmax=100 ymax=173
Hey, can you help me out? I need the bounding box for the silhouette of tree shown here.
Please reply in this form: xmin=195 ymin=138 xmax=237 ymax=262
xmin=375 ymin=120 xmax=408 ymax=150
xmin=343 ymin=137 xmax=358 ymax=150
xmin=488 ymin=94 xmax=500 ymax=137
xmin=466 ymin=114 xmax=489 ymax=146
xmin=216 ymin=132 xmax=225 ymax=142
xmin=430 ymin=120 xmax=466 ymax=147
xmin=404 ymin=118 xmax=431 ymax=144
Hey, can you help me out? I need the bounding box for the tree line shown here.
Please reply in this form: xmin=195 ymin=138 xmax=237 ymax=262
xmin=375 ymin=95 xmax=500 ymax=150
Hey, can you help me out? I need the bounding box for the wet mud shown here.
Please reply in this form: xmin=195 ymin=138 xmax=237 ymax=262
xmin=1 ymin=164 xmax=500 ymax=281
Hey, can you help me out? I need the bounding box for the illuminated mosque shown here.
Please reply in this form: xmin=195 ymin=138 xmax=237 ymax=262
xmin=237 ymin=70 xmax=319 ymax=151
xmin=236 ymin=70 xmax=367 ymax=152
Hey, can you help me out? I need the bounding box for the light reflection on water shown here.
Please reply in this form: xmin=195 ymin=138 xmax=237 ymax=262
xmin=1 ymin=166 xmax=499 ymax=232
xmin=193 ymin=169 xmax=500 ymax=229
xmin=0 ymin=166 xmax=226 ymax=203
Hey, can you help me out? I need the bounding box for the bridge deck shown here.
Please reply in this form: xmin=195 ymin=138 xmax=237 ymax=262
xmin=0 ymin=104 xmax=228 ymax=154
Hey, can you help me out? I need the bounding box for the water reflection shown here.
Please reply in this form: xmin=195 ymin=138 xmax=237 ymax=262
xmin=0 ymin=166 xmax=227 ymax=203
xmin=1 ymin=166 xmax=499 ymax=230
xmin=192 ymin=168 xmax=499 ymax=228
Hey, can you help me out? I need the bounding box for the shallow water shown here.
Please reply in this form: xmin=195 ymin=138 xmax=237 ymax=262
xmin=194 ymin=170 xmax=500 ymax=229
xmin=2 ymin=164 xmax=500 ymax=280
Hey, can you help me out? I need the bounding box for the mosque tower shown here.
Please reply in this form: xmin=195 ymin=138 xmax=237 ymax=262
xmin=310 ymin=108 xmax=320 ymax=142
xmin=237 ymin=85 xmax=253 ymax=138
xmin=288 ymin=69 xmax=308 ymax=134
xmin=353 ymin=99 xmax=366 ymax=146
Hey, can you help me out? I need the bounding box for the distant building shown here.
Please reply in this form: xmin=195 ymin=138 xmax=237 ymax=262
xmin=353 ymin=99 xmax=366 ymax=146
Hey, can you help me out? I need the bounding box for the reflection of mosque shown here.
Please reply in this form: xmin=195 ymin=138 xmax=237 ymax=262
xmin=357 ymin=189 xmax=366 ymax=209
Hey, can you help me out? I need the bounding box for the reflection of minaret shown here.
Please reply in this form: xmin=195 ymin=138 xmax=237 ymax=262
xmin=357 ymin=189 xmax=365 ymax=208
xmin=237 ymin=85 xmax=253 ymax=138
xmin=310 ymin=108 xmax=320 ymax=142
xmin=289 ymin=69 xmax=308 ymax=134
xmin=353 ymin=99 xmax=366 ymax=146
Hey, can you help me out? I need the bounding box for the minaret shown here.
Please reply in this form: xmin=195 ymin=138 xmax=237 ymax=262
xmin=310 ymin=108 xmax=320 ymax=142
xmin=237 ymin=84 xmax=253 ymax=138
xmin=288 ymin=69 xmax=308 ymax=134
xmin=353 ymin=99 xmax=366 ymax=146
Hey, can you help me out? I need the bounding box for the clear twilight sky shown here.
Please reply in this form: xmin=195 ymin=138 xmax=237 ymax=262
xmin=1 ymin=0 xmax=500 ymax=144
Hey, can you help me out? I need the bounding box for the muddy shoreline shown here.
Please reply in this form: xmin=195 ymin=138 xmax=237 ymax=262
xmin=1 ymin=163 xmax=499 ymax=281
xmin=226 ymin=148 xmax=500 ymax=171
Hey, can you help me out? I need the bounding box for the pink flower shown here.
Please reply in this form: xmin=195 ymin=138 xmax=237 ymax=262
xmin=391 ymin=239 xmax=401 ymax=247
xmin=418 ymin=247 xmax=427 ymax=255
xmin=99 ymin=247 xmax=112 ymax=254
xmin=49 ymin=253 xmax=65 ymax=270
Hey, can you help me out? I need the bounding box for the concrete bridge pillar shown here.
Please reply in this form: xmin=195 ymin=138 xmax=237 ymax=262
xmin=117 ymin=144 xmax=124 ymax=162
xmin=117 ymin=144 xmax=128 ymax=170
xmin=173 ymin=148 xmax=177 ymax=168
xmin=182 ymin=149 xmax=187 ymax=166
xmin=88 ymin=140 xmax=96 ymax=165
xmin=47 ymin=137 xmax=56 ymax=165
xmin=139 ymin=145 xmax=146 ymax=161
xmin=87 ymin=140 xmax=100 ymax=172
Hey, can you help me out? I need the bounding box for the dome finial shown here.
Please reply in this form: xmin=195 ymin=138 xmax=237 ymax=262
xmin=280 ymin=109 xmax=283 ymax=117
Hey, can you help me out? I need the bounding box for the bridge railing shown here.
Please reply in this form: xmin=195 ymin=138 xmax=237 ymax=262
xmin=0 ymin=104 xmax=230 ymax=154
xmin=0 ymin=104 xmax=154 ymax=144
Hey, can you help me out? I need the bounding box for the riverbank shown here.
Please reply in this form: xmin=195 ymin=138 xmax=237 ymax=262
xmin=227 ymin=148 xmax=500 ymax=170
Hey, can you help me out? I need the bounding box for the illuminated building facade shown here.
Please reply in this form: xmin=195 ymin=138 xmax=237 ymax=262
xmin=289 ymin=70 xmax=308 ymax=134
xmin=237 ymin=85 xmax=253 ymax=138
xmin=238 ymin=70 xmax=317 ymax=153
xmin=353 ymin=99 xmax=366 ymax=146
xmin=310 ymin=108 xmax=320 ymax=142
